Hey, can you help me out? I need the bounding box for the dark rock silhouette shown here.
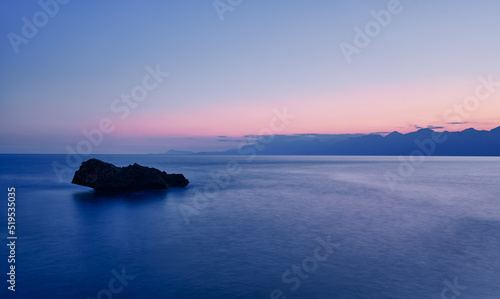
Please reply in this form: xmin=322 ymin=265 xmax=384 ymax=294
xmin=72 ymin=159 xmax=189 ymax=191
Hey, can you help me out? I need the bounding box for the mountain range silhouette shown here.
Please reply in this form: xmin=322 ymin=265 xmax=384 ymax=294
xmin=202 ymin=126 xmax=500 ymax=156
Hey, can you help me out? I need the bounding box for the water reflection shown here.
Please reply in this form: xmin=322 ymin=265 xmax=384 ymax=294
xmin=73 ymin=189 xmax=169 ymax=203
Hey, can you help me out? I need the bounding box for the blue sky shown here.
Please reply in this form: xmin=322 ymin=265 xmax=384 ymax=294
xmin=1 ymin=0 xmax=500 ymax=153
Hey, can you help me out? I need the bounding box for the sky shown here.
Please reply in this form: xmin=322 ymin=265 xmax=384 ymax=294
xmin=1 ymin=0 xmax=500 ymax=153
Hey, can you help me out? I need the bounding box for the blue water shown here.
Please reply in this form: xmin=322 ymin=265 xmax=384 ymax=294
xmin=1 ymin=154 xmax=500 ymax=298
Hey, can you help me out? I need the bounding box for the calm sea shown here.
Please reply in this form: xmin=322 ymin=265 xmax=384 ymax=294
xmin=1 ymin=154 xmax=499 ymax=298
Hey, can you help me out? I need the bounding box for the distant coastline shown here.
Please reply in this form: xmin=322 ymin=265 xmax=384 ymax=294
xmin=164 ymin=126 xmax=500 ymax=156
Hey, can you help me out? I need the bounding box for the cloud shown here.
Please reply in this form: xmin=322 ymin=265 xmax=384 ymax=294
xmin=427 ymin=125 xmax=444 ymax=130
xmin=217 ymin=139 xmax=244 ymax=142
xmin=216 ymin=135 xmax=245 ymax=142
xmin=414 ymin=125 xmax=444 ymax=130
